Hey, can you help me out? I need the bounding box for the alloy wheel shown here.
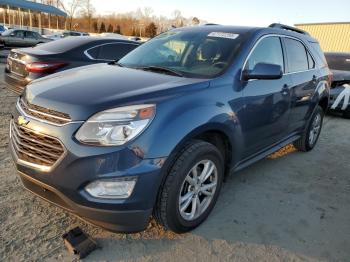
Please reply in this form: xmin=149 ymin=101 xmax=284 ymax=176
xmin=178 ymin=160 xmax=218 ymax=221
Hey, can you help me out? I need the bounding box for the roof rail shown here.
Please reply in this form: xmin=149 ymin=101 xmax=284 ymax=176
xmin=269 ymin=23 xmax=310 ymax=36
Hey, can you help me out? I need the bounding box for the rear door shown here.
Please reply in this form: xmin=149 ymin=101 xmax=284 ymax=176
xmin=24 ymin=31 xmax=38 ymax=46
xmin=282 ymin=37 xmax=318 ymax=132
xmin=242 ymin=36 xmax=292 ymax=157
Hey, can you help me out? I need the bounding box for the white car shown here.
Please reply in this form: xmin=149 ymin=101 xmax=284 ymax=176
xmin=43 ymin=33 xmax=63 ymax=41
xmin=99 ymin=33 xmax=128 ymax=40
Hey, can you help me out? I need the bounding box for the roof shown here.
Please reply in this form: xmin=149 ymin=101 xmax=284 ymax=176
xmin=0 ymin=0 xmax=67 ymax=16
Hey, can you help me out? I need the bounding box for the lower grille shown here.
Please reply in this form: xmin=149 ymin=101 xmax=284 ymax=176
xmin=10 ymin=120 xmax=65 ymax=171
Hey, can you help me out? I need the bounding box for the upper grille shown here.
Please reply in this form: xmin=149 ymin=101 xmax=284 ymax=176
xmin=19 ymin=98 xmax=71 ymax=125
xmin=10 ymin=120 xmax=65 ymax=170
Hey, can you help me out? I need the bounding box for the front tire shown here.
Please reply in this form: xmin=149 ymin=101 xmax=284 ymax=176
xmin=154 ymin=140 xmax=224 ymax=233
xmin=293 ymin=105 xmax=324 ymax=152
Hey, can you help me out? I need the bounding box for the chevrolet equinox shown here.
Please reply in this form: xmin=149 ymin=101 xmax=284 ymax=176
xmin=10 ymin=24 xmax=331 ymax=233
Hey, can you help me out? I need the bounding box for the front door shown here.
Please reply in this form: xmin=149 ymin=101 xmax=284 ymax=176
xmin=11 ymin=30 xmax=25 ymax=46
xmin=241 ymin=36 xmax=291 ymax=157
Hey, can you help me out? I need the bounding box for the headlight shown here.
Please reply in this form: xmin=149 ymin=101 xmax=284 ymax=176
xmin=85 ymin=178 xmax=136 ymax=199
xmin=76 ymin=104 xmax=155 ymax=146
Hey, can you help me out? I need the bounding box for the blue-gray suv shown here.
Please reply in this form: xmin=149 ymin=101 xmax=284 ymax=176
xmin=10 ymin=24 xmax=331 ymax=233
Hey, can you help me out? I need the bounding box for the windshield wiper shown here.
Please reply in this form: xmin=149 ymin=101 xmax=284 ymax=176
xmin=138 ymin=66 xmax=184 ymax=77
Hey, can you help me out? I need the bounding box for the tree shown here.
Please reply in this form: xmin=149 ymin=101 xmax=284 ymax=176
xmin=114 ymin=24 xmax=121 ymax=34
xmin=92 ymin=21 xmax=98 ymax=32
xmin=80 ymin=0 xmax=95 ymax=31
xmin=107 ymin=24 xmax=113 ymax=32
xmin=192 ymin=17 xmax=200 ymax=25
xmin=145 ymin=22 xmax=157 ymax=38
xmin=99 ymin=22 xmax=106 ymax=33
xmin=59 ymin=0 xmax=85 ymax=30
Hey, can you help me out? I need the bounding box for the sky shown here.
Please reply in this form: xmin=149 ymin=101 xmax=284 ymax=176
xmin=91 ymin=0 xmax=350 ymax=26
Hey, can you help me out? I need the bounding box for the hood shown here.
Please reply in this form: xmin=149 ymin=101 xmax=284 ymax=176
xmin=25 ymin=63 xmax=209 ymax=120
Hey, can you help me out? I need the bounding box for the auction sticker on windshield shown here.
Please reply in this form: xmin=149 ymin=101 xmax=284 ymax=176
xmin=208 ymin=32 xmax=239 ymax=39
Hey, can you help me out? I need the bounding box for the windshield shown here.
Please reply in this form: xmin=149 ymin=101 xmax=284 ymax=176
xmin=119 ymin=29 xmax=247 ymax=78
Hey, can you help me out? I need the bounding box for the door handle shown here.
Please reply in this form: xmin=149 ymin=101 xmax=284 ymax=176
xmin=281 ymin=84 xmax=289 ymax=96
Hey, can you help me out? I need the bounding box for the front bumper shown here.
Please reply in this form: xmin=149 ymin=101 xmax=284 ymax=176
xmin=18 ymin=171 xmax=153 ymax=232
xmin=9 ymin=107 xmax=166 ymax=233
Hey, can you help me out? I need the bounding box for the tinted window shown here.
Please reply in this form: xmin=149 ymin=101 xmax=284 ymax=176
xmin=284 ymin=38 xmax=308 ymax=73
xmin=325 ymin=53 xmax=350 ymax=71
xmin=86 ymin=46 xmax=100 ymax=59
xmin=97 ymin=43 xmax=138 ymax=60
xmin=245 ymin=36 xmax=284 ymax=71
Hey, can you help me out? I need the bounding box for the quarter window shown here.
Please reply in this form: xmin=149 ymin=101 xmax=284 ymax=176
xmin=307 ymin=51 xmax=315 ymax=69
xmin=245 ymin=37 xmax=284 ymax=72
xmin=284 ymin=38 xmax=309 ymax=73
xmin=98 ymin=43 xmax=137 ymax=60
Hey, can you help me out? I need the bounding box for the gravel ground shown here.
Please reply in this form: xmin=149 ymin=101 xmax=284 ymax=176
xmin=0 ymin=64 xmax=349 ymax=262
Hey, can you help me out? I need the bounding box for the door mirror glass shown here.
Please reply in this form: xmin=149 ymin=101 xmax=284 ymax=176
xmin=243 ymin=63 xmax=283 ymax=80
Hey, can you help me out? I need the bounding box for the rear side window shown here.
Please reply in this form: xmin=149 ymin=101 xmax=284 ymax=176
xmin=25 ymin=31 xmax=37 ymax=39
xmin=284 ymin=38 xmax=309 ymax=73
xmin=89 ymin=43 xmax=138 ymax=60
xmin=245 ymin=36 xmax=284 ymax=71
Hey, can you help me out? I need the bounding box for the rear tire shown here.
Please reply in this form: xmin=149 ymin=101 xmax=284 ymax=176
xmin=293 ymin=105 xmax=324 ymax=152
xmin=154 ymin=140 xmax=224 ymax=233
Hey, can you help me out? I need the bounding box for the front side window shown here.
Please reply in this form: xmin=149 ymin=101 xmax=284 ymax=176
xmin=284 ymin=38 xmax=309 ymax=73
xmin=14 ymin=31 xmax=24 ymax=38
xmin=245 ymin=36 xmax=284 ymax=71
xmin=119 ymin=30 xmax=248 ymax=78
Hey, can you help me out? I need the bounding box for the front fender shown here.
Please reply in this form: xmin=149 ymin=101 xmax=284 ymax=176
xmin=130 ymin=83 xmax=243 ymax=165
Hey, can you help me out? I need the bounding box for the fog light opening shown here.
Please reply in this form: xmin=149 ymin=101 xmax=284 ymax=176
xmin=85 ymin=178 xmax=136 ymax=199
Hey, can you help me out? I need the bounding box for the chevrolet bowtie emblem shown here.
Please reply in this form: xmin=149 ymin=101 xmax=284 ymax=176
xmin=17 ymin=115 xmax=29 ymax=126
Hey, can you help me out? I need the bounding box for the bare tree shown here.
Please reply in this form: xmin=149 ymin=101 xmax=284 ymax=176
xmin=59 ymin=0 xmax=85 ymax=30
xmin=80 ymin=0 xmax=95 ymax=31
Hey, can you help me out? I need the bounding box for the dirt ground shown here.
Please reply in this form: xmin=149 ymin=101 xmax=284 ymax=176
xmin=0 ymin=64 xmax=349 ymax=262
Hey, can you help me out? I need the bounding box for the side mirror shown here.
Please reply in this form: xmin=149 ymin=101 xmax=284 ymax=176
xmin=243 ymin=63 xmax=283 ymax=81
xmin=10 ymin=33 xmax=15 ymax=37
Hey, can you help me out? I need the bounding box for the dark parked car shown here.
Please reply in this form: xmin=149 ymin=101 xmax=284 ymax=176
xmin=5 ymin=37 xmax=140 ymax=93
xmin=325 ymin=52 xmax=350 ymax=118
xmin=10 ymin=24 xmax=330 ymax=233
xmin=0 ymin=29 xmax=51 ymax=47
